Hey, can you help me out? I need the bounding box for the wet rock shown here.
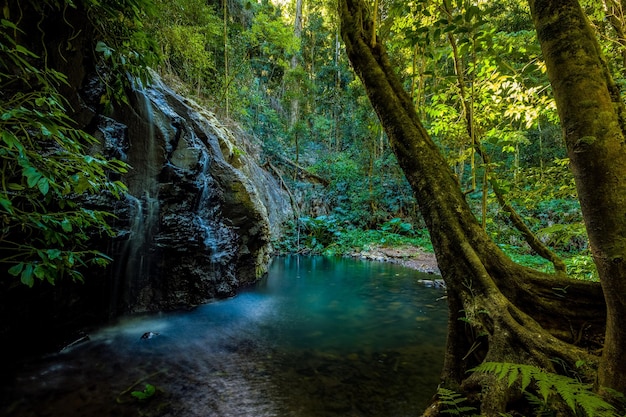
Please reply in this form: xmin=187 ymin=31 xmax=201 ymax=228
xmin=99 ymin=73 xmax=292 ymax=312
xmin=0 ymin=69 xmax=292 ymax=345
xmin=0 ymin=9 xmax=291 ymax=358
xmin=417 ymin=279 xmax=447 ymax=289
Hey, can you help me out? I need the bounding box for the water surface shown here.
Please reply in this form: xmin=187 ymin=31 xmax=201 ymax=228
xmin=1 ymin=256 xmax=447 ymax=416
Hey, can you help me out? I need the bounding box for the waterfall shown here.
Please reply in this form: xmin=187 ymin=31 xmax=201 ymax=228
xmin=112 ymin=86 xmax=162 ymax=312
xmin=123 ymin=193 xmax=158 ymax=284
xmin=0 ymin=71 xmax=291 ymax=360
xmin=195 ymin=151 xmax=236 ymax=266
xmin=103 ymin=72 xmax=290 ymax=313
xmin=196 ymin=152 xmax=220 ymax=263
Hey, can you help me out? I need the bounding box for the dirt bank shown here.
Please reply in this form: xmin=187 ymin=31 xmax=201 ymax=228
xmin=349 ymin=245 xmax=440 ymax=275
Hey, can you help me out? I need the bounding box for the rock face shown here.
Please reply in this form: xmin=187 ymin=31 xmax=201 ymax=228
xmin=0 ymin=4 xmax=292 ymax=357
xmin=97 ymin=75 xmax=292 ymax=313
xmin=0 ymin=75 xmax=291 ymax=358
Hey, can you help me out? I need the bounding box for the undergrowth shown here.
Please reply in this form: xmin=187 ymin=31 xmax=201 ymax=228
xmin=470 ymin=362 xmax=620 ymax=417
xmin=275 ymin=215 xmax=597 ymax=281
xmin=273 ymin=216 xmax=433 ymax=256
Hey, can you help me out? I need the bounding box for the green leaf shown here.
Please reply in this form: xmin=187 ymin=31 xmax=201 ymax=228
xmin=95 ymin=41 xmax=108 ymax=53
xmin=47 ymin=249 xmax=62 ymax=260
xmin=38 ymin=177 xmax=50 ymax=195
xmin=1 ymin=130 xmax=21 ymax=149
xmin=0 ymin=196 xmax=13 ymax=213
xmin=507 ymin=366 xmax=519 ymax=387
xmin=96 ymin=41 xmax=113 ymax=59
xmin=40 ymin=125 xmax=52 ymax=137
xmin=21 ymin=264 xmax=34 ymax=287
xmin=61 ymin=218 xmax=73 ymax=232
xmin=8 ymin=263 xmax=24 ymax=276
xmin=70 ymin=270 xmax=83 ymax=283
xmin=15 ymin=44 xmax=37 ymax=57
xmin=34 ymin=264 xmax=46 ymax=280
xmin=131 ymin=384 xmax=156 ymax=400
xmin=520 ymin=366 xmax=532 ymax=392
xmin=7 ymin=182 xmax=24 ymax=191
xmin=74 ymin=175 xmax=91 ymax=193
xmin=1 ymin=19 xmax=19 ymax=30
xmin=144 ymin=384 xmax=156 ymax=396
xmin=24 ymin=166 xmax=43 ymax=188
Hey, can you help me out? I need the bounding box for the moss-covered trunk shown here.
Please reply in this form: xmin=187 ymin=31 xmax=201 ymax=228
xmin=529 ymin=0 xmax=626 ymax=395
xmin=338 ymin=0 xmax=608 ymax=414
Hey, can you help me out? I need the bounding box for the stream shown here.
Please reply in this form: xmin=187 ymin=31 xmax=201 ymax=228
xmin=0 ymin=256 xmax=448 ymax=417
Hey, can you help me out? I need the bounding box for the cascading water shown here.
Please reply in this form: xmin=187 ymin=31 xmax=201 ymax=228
xmin=0 ymin=71 xmax=291 ymax=381
xmin=112 ymin=85 xmax=162 ymax=311
xmin=195 ymin=151 xmax=237 ymax=267
xmin=103 ymin=72 xmax=289 ymax=312
xmin=116 ymin=193 xmax=159 ymax=304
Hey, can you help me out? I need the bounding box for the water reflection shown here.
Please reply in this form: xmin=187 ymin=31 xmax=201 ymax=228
xmin=0 ymin=256 xmax=447 ymax=417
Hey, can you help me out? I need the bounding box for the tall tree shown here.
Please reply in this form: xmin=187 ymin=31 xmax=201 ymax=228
xmin=529 ymin=0 xmax=626 ymax=396
xmin=223 ymin=0 xmax=230 ymax=117
xmin=290 ymin=0 xmax=304 ymax=128
xmin=338 ymin=0 xmax=619 ymax=413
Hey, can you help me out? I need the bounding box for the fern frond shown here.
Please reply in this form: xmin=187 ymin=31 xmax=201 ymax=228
xmin=507 ymin=365 xmax=519 ymax=388
xmin=471 ymin=362 xmax=617 ymax=417
xmin=453 ymin=406 xmax=477 ymax=414
xmin=470 ymin=361 xmax=533 ymax=391
xmin=520 ymin=365 xmax=533 ymax=392
xmin=525 ymin=392 xmax=554 ymax=417
xmin=437 ymin=387 xmax=477 ymax=416
xmin=533 ymin=370 xmax=552 ymax=402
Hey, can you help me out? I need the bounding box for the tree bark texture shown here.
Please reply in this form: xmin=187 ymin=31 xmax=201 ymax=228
xmin=338 ymin=0 xmax=608 ymax=413
xmin=529 ymin=0 xmax=626 ymax=395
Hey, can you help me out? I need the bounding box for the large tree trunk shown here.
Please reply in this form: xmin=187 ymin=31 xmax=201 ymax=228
xmin=338 ymin=0 xmax=608 ymax=414
xmin=529 ymin=0 xmax=626 ymax=395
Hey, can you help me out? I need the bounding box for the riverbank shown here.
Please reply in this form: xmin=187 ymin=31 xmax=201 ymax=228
xmin=349 ymin=245 xmax=440 ymax=275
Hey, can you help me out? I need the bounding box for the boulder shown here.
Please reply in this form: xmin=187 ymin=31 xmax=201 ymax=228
xmin=102 ymin=74 xmax=292 ymax=312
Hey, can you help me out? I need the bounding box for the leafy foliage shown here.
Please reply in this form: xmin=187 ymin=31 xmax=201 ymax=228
xmin=472 ymin=362 xmax=618 ymax=417
xmin=135 ymin=0 xmax=594 ymax=277
xmin=274 ymin=215 xmax=432 ymax=257
xmin=0 ymin=2 xmax=143 ymax=286
xmin=563 ymin=255 xmax=599 ymax=281
xmin=131 ymin=383 xmax=156 ymax=401
xmin=380 ymin=217 xmax=414 ymax=235
xmin=297 ymin=215 xmax=342 ymax=250
xmin=32 ymin=0 xmax=158 ymax=100
xmin=437 ymin=387 xmax=476 ymax=416
xmin=150 ymin=0 xmax=223 ymax=96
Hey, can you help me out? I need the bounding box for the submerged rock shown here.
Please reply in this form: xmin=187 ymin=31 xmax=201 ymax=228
xmin=140 ymin=332 xmax=160 ymax=340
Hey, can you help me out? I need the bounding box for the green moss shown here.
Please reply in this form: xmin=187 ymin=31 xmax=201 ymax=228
xmin=577 ymin=136 xmax=596 ymax=146
xmin=230 ymin=181 xmax=256 ymax=212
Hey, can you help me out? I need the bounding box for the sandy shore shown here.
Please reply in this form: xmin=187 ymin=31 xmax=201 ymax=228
xmin=349 ymin=245 xmax=440 ymax=275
